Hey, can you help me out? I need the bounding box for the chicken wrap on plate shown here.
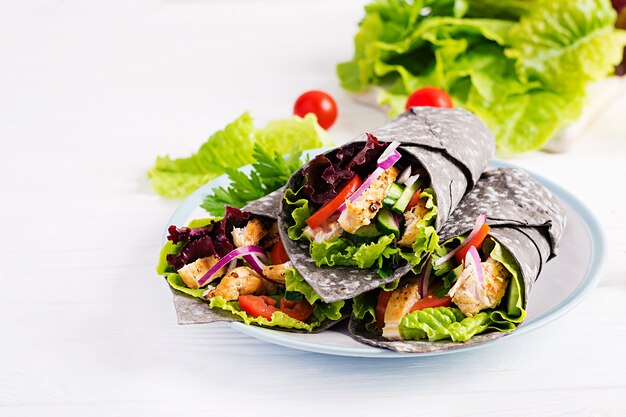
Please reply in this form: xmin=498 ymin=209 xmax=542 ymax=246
xmin=349 ymin=168 xmax=566 ymax=352
xmin=156 ymin=190 xmax=347 ymax=332
xmin=279 ymin=107 xmax=495 ymax=303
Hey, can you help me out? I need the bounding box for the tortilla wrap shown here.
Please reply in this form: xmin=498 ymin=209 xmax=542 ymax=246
xmin=166 ymin=191 xmax=347 ymax=333
xmin=349 ymin=168 xmax=567 ymax=352
xmin=279 ymin=107 xmax=495 ymax=303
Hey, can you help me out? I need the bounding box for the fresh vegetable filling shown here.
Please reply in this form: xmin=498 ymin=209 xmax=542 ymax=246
xmin=286 ymin=135 xmax=439 ymax=278
xmin=353 ymin=215 xmax=526 ymax=342
xmin=157 ymin=208 xmax=344 ymax=330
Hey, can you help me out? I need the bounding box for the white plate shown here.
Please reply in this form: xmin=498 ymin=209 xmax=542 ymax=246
xmin=164 ymin=159 xmax=605 ymax=358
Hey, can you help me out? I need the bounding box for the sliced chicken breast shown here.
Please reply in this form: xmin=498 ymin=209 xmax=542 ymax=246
xmin=449 ymin=257 xmax=510 ymax=317
xmin=205 ymin=266 xmax=266 ymax=301
xmin=382 ymin=276 xmax=421 ymax=340
xmin=262 ymin=261 xmax=293 ymax=285
xmin=232 ymin=219 xmax=269 ymax=248
xmin=178 ymin=256 xmax=226 ymax=289
xmin=398 ymin=197 xmax=430 ymax=247
xmin=338 ymin=167 xmax=399 ymax=234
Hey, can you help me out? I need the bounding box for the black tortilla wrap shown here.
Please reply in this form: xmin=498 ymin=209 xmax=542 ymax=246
xmin=241 ymin=186 xmax=285 ymax=219
xmin=279 ymin=107 xmax=495 ymax=303
xmin=169 ymin=287 xmax=348 ymax=333
xmin=348 ymin=168 xmax=566 ymax=353
xmin=438 ymin=167 xmax=566 ymax=299
xmin=167 ymin=190 xmax=346 ymax=333
xmin=348 ymin=228 xmax=545 ymax=352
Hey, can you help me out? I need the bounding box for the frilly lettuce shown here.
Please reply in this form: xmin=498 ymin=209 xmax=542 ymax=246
xmin=148 ymin=112 xmax=331 ymax=198
xmin=338 ymin=0 xmax=626 ymax=154
xmin=399 ymin=307 xmax=492 ymax=342
xmin=311 ymin=234 xmax=396 ymax=269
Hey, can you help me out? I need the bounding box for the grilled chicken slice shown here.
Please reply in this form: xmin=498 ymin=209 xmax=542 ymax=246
xmin=262 ymin=261 xmax=292 ymax=285
xmin=205 ymin=266 xmax=266 ymax=301
xmin=382 ymin=276 xmax=421 ymax=340
xmin=338 ymin=167 xmax=399 ymax=234
xmin=178 ymin=256 xmax=226 ymax=289
xmin=232 ymin=219 xmax=269 ymax=248
xmin=398 ymin=197 xmax=429 ymax=247
xmin=303 ymin=214 xmax=342 ymax=243
xmin=448 ymin=257 xmax=510 ymax=317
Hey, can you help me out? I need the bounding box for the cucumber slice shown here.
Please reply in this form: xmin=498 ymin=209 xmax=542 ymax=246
xmin=376 ymin=208 xmax=399 ymax=237
xmin=353 ymin=223 xmax=383 ymax=238
xmin=383 ymin=182 xmax=404 ymax=208
xmin=392 ymin=180 xmax=421 ymax=214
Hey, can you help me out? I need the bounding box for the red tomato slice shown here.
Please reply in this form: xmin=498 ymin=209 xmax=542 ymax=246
xmin=279 ymin=299 xmax=313 ymax=322
xmin=405 ymin=189 xmax=422 ymax=211
xmin=306 ymin=175 xmax=363 ymax=229
xmin=409 ymin=295 xmax=452 ymax=313
xmin=238 ymin=295 xmax=277 ymax=320
xmin=375 ymin=290 xmax=392 ymax=329
xmin=270 ymin=239 xmax=290 ymax=264
xmin=454 ymin=224 xmax=491 ymax=264
xmin=405 ymin=87 xmax=453 ymax=110
xmin=294 ymin=90 xmax=338 ymax=130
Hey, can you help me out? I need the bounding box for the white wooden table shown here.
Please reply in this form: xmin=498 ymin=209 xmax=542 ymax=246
xmin=1 ymin=1 xmax=625 ymax=415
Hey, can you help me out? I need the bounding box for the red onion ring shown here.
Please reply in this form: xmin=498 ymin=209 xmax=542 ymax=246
xmin=465 ymin=245 xmax=484 ymax=284
xmin=197 ymin=245 xmax=267 ymax=287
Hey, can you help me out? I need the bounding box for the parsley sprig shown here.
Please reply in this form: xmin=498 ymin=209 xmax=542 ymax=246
xmin=200 ymin=143 xmax=304 ymax=216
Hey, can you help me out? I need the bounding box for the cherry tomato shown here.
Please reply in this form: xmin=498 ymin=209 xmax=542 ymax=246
xmin=270 ymin=239 xmax=289 ymax=264
xmin=454 ymin=224 xmax=491 ymax=264
xmin=238 ymin=295 xmax=277 ymax=320
xmin=375 ymin=290 xmax=392 ymax=329
xmin=405 ymin=87 xmax=453 ymax=110
xmin=294 ymin=90 xmax=338 ymax=130
xmin=409 ymin=295 xmax=452 ymax=313
xmin=306 ymin=175 xmax=362 ymax=229
xmin=405 ymin=189 xmax=422 ymax=212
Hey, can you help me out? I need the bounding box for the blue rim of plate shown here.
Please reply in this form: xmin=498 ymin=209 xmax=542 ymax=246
xmin=163 ymin=158 xmax=606 ymax=358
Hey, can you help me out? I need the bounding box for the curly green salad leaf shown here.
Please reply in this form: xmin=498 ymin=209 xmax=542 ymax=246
xmin=156 ymin=223 xmax=343 ymax=331
xmin=285 ymin=188 xmax=438 ymax=278
xmin=338 ymin=0 xmax=626 ymax=154
xmin=148 ymin=112 xmax=331 ymax=198
xmin=399 ymin=307 xmax=492 ymax=342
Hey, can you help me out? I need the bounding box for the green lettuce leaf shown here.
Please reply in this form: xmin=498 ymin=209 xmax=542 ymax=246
xmin=310 ymin=234 xmax=396 ymax=269
xmin=506 ymin=0 xmax=626 ymax=91
xmin=148 ymin=113 xmax=330 ymax=198
xmin=353 ymin=291 xmax=380 ymax=332
xmin=483 ymin=237 xmax=526 ymax=328
xmin=338 ymin=0 xmax=626 ymax=153
xmin=399 ymin=307 xmax=492 ymax=342
xmin=283 ymin=190 xmax=311 ymax=241
xmin=407 ymin=188 xmax=439 ymax=262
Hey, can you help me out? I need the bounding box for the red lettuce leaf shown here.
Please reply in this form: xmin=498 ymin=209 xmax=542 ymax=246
xmin=303 ymin=134 xmax=387 ymax=204
xmin=166 ymin=206 xmax=250 ymax=270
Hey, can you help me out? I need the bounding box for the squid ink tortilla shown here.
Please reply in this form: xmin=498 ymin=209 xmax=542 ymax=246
xmin=349 ymin=168 xmax=566 ymax=352
xmin=279 ymin=107 xmax=495 ymax=303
